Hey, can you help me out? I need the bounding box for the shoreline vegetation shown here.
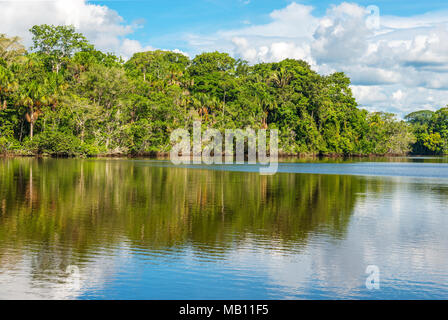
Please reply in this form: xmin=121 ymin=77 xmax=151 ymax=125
xmin=1 ymin=152 xmax=442 ymax=160
xmin=1 ymin=25 xmax=448 ymax=158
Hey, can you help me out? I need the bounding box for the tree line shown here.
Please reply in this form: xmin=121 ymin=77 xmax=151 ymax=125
xmin=0 ymin=25 xmax=447 ymax=156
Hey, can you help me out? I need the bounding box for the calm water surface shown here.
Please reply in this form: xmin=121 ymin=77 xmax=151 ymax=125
xmin=0 ymin=157 xmax=448 ymax=299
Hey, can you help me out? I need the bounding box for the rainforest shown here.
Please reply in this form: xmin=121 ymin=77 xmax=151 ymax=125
xmin=1 ymin=25 xmax=447 ymax=157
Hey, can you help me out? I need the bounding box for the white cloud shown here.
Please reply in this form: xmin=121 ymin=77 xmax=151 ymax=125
xmin=186 ymin=2 xmax=318 ymax=64
xmin=119 ymin=39 xmax=155 ymax=61
xmin=226 ymin=2 xmax=318 ymax=39
xmin=392 ymin=89 xmax=404 ymax=102
xmin=0 ymin=0 xmax=151 ymax=59
xmin=232 ymin=36 xmax=312 ymax=63
xmin=311 ymin=3 xmax=371 ymax=64
xmin=352 ymin=85 xmax=445 ymax=115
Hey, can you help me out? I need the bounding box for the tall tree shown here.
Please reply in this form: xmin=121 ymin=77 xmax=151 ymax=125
xmin=30 ymin=25 xmax=92 ymax=73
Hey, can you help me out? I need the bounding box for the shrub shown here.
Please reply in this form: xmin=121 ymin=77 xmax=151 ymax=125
xmin=32 ymin=131 xmax=83 ymax=156
xmin=0 ymin=136 xmax=9 ymax=154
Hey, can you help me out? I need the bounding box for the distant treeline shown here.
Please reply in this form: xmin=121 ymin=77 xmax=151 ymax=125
xmin=0 ymin=25 xmax=447 ymax=156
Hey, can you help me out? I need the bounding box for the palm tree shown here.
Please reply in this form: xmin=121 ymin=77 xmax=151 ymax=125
xmin=19 ymin=80 xmax=47 ymax=140
xmin=44 ymin=72 xmax=66 ymax=111
xmin=195 ymin=93 xmax=211 ymax=121
xmin=255 ymin=92 xmax=277 ymax=129
xmin=166 ymin=66 xmax=183 ymax=86
xmin=0 ymin=66 xmax=18 ymax=110
xmin=269 ymin=67 xmax=292 ymax=88
xmin=0 ymin=34 xmax=26 ymax=63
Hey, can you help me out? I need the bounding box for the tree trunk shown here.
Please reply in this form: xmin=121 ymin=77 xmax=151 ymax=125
xmin=30 ymin=119 xmax=34 ymax=140
xmin=222 ymin=103 xmax=225 ymax=120
xmin=19 ymin=119 xmax=24 ymax=142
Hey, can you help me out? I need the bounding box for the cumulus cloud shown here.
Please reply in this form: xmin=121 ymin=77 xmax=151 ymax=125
xmin=185 ymin=2 xmax=448 ymax=116
xmin=224 ymin=3 xmax=318 ymax=39
xmin=119 ymin=39 xmax=155 ymax=60
xmin=0 ymin=0 xmax=151 ymax=59
xmin=185 ymin=2 xmax=318 ymax=64
xmin=312 ymin=2 xmax=371 ymax=64
xmin=232 ymin=36 xmax=312 ymax=64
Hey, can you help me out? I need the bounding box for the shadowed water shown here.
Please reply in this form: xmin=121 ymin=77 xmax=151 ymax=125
xmin=0 ymin=158 xmax=447 ymax=299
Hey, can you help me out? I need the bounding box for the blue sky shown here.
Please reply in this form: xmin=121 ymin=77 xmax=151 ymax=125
xmin=90 ymin=0 xmax=448 ymax=51
xmin=1 ymin=0 xmax=448 ymax=114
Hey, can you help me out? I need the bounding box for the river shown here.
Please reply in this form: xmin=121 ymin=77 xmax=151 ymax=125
xmin=0 ymin=157 xmax=447 ymax=299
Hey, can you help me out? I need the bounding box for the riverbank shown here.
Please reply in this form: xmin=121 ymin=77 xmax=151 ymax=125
xmin=1 ymin=151 xmax=443 ymax=159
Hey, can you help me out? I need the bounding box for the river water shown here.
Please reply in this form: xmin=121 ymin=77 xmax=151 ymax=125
xmin=0 ymin=157 xmax=447 ymax=299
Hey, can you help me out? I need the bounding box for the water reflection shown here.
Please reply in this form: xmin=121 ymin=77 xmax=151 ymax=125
xmin=0 ymin=158 xmax=447 ymax=299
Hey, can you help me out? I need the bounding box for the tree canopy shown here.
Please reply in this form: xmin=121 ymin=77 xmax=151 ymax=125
xmin=0 ymin=25 xmax=445 ymax=157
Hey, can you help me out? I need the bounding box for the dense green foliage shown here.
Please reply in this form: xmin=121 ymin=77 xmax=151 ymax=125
xmin=0 ymin=25 xmax=445 ymax=156
xmin=405 ymin=109 xmax=448 ymax=154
